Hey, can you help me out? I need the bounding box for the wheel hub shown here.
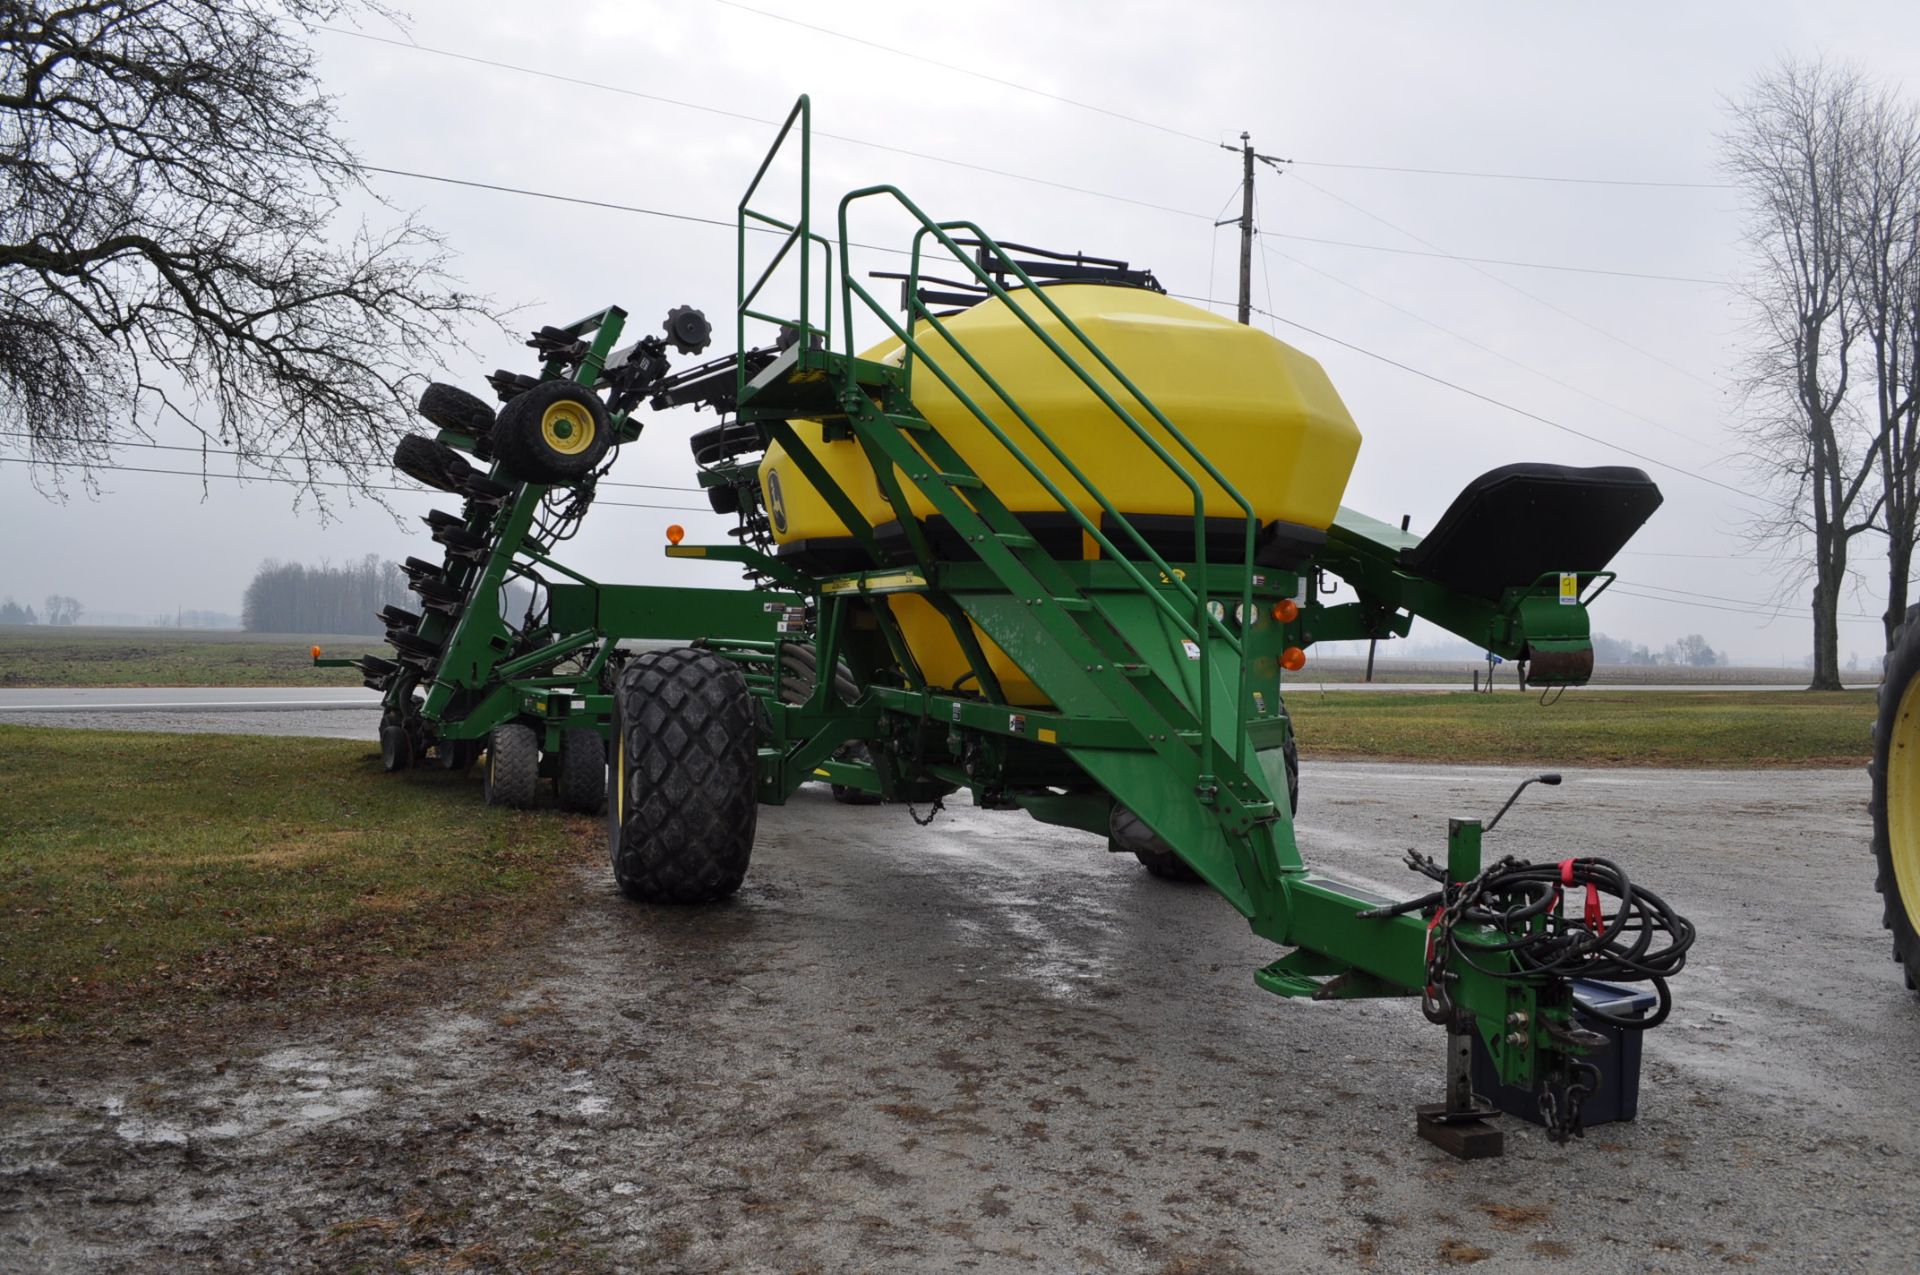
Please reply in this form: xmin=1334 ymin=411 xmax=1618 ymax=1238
xmin=540 ymin=401 xmax=596 ymax=455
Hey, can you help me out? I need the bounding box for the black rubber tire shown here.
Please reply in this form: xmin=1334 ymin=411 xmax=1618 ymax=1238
xmin=608 ymin=648 xmax=758 ymax=903
xmin=1112 ymin=804 xmax=1201 ymax=882
xmin=689 ymin=420 xmax=765 ymax=467
xmin=393 ymin=433 xmax=476 ymax=493
xmin=492 ymin=381 xmax=611 ymax=485
xmin=436 ymin=738 xmax=479 ymax=772
xmin=556 ymin=726 xmax=607 ymax=815
xmin=379 ymin=723 xmax=413 ymax=773
xmin=1872 ymin=602 xmax=1920 ymax=991
xmin=483 ymin=722 xmax=540 ymax=809
xmin=418 ymin=382 xmax=497 ymax=438
xmin=1278 ymin=695 xmax=1301 ymax=816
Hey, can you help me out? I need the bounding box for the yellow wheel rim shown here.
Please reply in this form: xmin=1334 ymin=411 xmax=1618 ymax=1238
xmin=1888 ymin=677 xmax=1920 ymax=932
xmin=540 ymin=401 xmax=596 ymax=456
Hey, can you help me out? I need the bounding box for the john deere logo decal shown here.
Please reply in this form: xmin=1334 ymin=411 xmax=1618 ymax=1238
xmin=767 ymin=468 xmax=788 ymax=535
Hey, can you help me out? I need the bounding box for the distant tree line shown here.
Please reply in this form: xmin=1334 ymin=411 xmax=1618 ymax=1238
xmin=1592 ymin=632 xmax=1728 ymax=667
xmin=242 ymin=555 xmax=410 ymax=635
xmin=151 ymin=610 xmax=240 ymax=629
xmin=1 ymin=596 xmax=83 ymax=625
xmin=240 ymin=557 xmax=534 ymax=634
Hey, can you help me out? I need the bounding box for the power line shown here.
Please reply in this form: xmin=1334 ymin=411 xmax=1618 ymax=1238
xmin=0 ymin=431 xmax=703 ymax=493
xmin=1285 ymin=171 xmax=1719 ymax=390
xmin=699 ymin=1 xmax=1732 ymax=192
xmin=1245 ymin=304 xmax=1760 ymax=506
xmin=1287 ymin=159 xmax=1731 ymax=190
xmin=0 ymin=457 xmax=711 ymax=512
xmin=1262 ymin=228 xmax=1724 ymax=286
xmin=318 ymin=26 xmax=1207 ymax=223
xmin=1612 ymin=584 xmax=1879 ymax=624
xmin=700 ymin=0 xmax=1220 ymax=147
xmin=1260 ymin=241 xmax=1729 ymax=457
xmin=320 ymin=26 xmax=1733 ymax=290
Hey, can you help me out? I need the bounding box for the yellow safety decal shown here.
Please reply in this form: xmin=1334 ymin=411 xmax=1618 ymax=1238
xmin=1038 ymin=727 xmax=1058 ymax=744
xmin=1559 ymin=572 xmax=1579 ymax=606
xmin=665 ymin=546 xmax=708 ymax=558
xmin=812 ymin=768 xmax=832 ymax=778
xmin=822 ymin=572 xmax=928 ymax=594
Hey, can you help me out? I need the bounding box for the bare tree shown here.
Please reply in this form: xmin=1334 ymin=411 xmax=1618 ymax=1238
xmin=1843 ymin=86 xmax=1920 ymax=648
xmin=1724 ymin=58 xmax=1882 ymax=691
xmin=0 ymin=1 xmax=496 ymax=506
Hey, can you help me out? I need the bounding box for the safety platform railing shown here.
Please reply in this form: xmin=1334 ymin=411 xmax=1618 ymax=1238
xmin=737 ymin=95 xmax=1273 ymax=786
xmin=737 ymin=95 xmax=839 ymax=403
xmin=834 ymin=196 xmax=1264 ymax=776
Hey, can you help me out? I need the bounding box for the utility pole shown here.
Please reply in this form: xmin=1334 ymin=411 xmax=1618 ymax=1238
xmin=1218 ymin=134 xmax=1288 ymax=327
xmin=1232 ymin=133 xmax=1255 ymax=324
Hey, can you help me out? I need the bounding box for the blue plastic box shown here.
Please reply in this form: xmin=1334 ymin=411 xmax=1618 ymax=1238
xmin=1468 ymin=979 xmax=1656 ymax=1127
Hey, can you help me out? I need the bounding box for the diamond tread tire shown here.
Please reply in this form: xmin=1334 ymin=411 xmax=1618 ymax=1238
xmin=483 ymin=722 xmax=540 ymax=809
xmin=493 ymin=380 xmax=611 ymax=485
xmin=1112 ymin=803 xmax=1201 ymax=882
xmin=1871 ymin=602 xmax=1920 ymax=991
xmin=393 ymin=433 xmax=476 ymax=493
xmin=556 ymin=726 xmax=607 ymax=815
xmin=418 ymin=382 xmax=498 ymax=438
xmin=1114 ymin=702 xmax=1298 ymax=881
xmin=609 ymin=648 xmax=757 ymax=903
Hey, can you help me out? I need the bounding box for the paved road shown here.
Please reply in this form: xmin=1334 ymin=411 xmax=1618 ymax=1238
xmin=0 ymin=686 xmax=381 ymax=739
xmin=0 ymin=678 xmax=1876 ymax=744
xmin=2 ymin=762 xmax=1913 ymax=1272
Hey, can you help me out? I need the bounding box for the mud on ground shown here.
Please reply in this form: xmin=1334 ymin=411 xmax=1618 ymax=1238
xmin=3 ymin=762 xmax=1918 ymax=1273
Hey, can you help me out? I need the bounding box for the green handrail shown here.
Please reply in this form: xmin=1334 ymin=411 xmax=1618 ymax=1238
xmin=835 ymin=189 xmax=1265 ymax=774
xmin=737 ymin=95 xmax=839 ymax=398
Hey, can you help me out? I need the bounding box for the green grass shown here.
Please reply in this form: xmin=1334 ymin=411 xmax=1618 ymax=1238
xmin=0 ymin=725 xmax=594 ymax=1036
xmin=1287 ymin=689 xmax=1875 ymax=767
xmin=0 ymin=626 xmax=382 ymax=687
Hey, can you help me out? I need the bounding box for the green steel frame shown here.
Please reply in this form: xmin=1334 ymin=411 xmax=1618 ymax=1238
xmin=699 ymin=96 xmax=1647 ymax=1104
xmin=320 ymin=306 xmax=798 ymax=765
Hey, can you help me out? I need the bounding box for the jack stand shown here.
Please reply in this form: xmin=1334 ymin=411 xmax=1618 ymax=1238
xmin=1416 ymin=1017 xmax=1504 ymax=1160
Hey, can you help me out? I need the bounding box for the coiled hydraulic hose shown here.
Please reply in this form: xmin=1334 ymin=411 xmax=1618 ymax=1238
xmin=1398 ymin=852 xmax=1695 ymax=1029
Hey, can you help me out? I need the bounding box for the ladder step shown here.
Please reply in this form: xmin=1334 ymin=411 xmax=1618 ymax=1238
xmin=1049 ymin=596 xmax=1094 ymax=612
xmin=882 ymin=412 xmax=931 ymax=433
xmin=995 ymin=532 xmax=1038 ymax=549
xmin=1117 ymin=663 xmax=1151 ymax=677
xmin=933 ymin=471 xmax=985 ymax=489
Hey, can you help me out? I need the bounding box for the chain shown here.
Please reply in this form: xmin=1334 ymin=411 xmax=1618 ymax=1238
xmin=907 ymin=793 xmax=946 ymax=826
xmin=1538 ymin=1059 xmax=1601 ymax=1143
xmin=1421 ymin=889 xmax=1461 ymax=1024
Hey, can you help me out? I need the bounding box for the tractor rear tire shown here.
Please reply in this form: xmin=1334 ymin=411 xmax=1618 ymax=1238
xmin=484 ymin=723 xmax=540 ymax=809
xmin=1112 ymin=804 xmax=1200 ymax=882
xmin=608 ymin=648 xmax=758 ymax=903
xmin=556 ymin=727 xmax=607 ymax=815
xmin=418 ymin=382 xmax=497 ymax=439
xmin=1871 ymin=603 xmax=1920 ymax=990
xmin=492 ymin=381 xmax=611 ymax=485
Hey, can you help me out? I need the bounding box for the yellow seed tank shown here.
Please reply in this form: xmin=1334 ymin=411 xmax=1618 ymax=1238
xmin=757 ymin=284 xmax=1364 ymax=704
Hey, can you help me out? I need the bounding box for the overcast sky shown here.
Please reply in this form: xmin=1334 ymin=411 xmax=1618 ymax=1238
xmin=6 ymin=0 xmax=1919 ymax=664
